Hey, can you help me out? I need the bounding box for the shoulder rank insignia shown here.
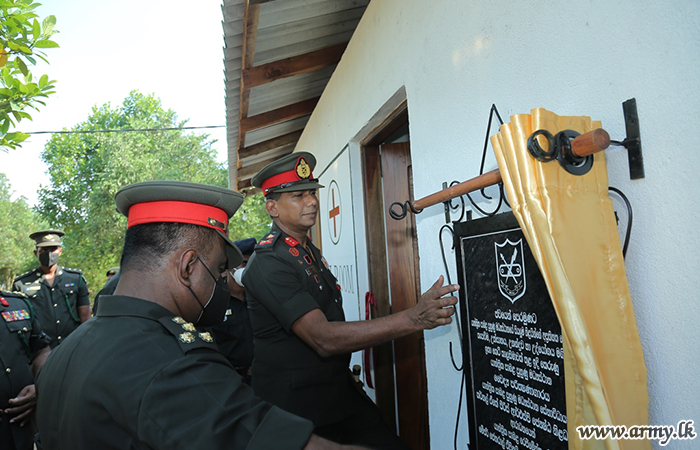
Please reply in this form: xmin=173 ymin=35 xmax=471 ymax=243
xmin=199 ymin=332 xmax=214 ymax=342
xmin=284 ymin=236 xmax=299 ymax=247
xmin=181 ymin=322 xmax=196 ymax=332
xmin=289 ymin=247 xmax=299 ymax=256
xmin=179 ymin=332 xmax=195 ymax=343
xmin=258 ymin=233 xmax=275 ymax=246
xmin=172 ymin=316 xmax=187 ymax=324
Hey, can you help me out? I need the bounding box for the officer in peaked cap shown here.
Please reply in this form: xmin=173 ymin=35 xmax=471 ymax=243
xmin=244 ymin=152 xmax=459 ymax=449
xmin=35 ymin=180 xmax=361 ymax=450
xmin=13 ymin=229 xmax=90 ymax=348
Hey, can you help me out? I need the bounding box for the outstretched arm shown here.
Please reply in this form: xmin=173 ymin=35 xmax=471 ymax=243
xmin=291 ymin=276 xmax=459 ymax=357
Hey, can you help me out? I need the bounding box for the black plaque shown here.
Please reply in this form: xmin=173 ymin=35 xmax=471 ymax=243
xmin=455 ymin=213 xmax=569 ymax=450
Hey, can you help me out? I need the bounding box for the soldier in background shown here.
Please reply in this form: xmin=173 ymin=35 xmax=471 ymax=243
xmin=12 ymin=230 xmax=90 ymax=348
xmin=105 ymin=267 xmax=119 ymax=281
xmin=92 ymin=267 xmax=121 ymax=315
xmin=0 ymin=289 xmax=51 ymax=450
xmin=206 ymin=237 xmax=256 ymax=383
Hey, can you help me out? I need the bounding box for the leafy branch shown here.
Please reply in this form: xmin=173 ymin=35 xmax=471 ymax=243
xmin=0 ymin=1 xmax=58 ymax=150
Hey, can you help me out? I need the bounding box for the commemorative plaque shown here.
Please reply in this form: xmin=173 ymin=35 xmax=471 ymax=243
xmin=455 ymin=213 xmax=568 ymax=450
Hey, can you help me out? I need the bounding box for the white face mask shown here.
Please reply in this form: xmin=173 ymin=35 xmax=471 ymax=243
xmin=231 ymin=267 xmax=245 ymax=287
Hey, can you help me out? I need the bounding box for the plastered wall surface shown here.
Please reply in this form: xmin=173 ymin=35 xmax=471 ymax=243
xmin=297 ymin=1 xmax=700 ymax=448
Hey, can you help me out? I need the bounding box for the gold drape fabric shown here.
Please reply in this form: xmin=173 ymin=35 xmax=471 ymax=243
xmin=491 ymin=108 xmax=649 ymax=450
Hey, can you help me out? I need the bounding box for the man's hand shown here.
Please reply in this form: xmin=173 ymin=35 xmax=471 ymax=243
xmin=2 ymin=384 xmax=37 ymax=426
xmin=408 ymin=275 xmax=459 ymax=330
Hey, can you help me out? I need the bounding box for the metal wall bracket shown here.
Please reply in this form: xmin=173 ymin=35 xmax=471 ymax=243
xmin=613 ymin=98 xmax=645 ymax=179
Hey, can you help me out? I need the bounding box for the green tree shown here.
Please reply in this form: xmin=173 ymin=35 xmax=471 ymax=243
xmin=229 ymin=192 xmax=271 ymax=242
xmin=0 ymin=173 xmax=48 ymax=288
xmin=37 ymin=91 xmax=228 ymax=293
xmin=0 ymin=1 xmax=58 ymax=150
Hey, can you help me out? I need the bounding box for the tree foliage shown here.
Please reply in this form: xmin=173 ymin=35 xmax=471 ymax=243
xmin=0 ymin=173 xmax=48 ymax=288
xmin=229 ymin=192 xmax=272 ymax=242
xmin=0 ymin=1 xmax=58 ymax=150
xmin=36 ymin=91 xmax=228 ymax=293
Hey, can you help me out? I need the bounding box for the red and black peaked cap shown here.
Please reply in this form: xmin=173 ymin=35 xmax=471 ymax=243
xmin=251 ymin=151 xmax=324 ymax=196
xmin=114 ymin=180 xmax=244 ymax=268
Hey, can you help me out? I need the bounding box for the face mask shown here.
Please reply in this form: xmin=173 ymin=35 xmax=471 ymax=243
xmin=39 ymin=251 xmax=59 ymax=267
xmin=232 ymin=267 xmax=245 ymax=287
xmin=188 ymin=257 xmax=230 ymax=327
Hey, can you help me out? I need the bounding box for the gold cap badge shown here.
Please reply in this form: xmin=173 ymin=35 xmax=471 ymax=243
xmin=296 ymin=157 xmax=311 ymax=179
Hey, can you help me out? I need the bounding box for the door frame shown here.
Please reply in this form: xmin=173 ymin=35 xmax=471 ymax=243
xmin=360 ymin=100 xmax=430 ymax=450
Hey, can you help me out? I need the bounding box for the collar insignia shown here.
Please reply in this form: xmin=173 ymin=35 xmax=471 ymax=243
xmin=172 ymin=316 xmax=187 ymax=324
xmin=182 ymin=322 xmax=196 ymax=332
xmin=179 ymin=332 xmax=195 ymax=343
xmin=199 ymin=332 xmax=214 ymax=342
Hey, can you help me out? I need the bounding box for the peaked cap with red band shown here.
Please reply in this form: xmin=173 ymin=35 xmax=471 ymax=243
xmin=251 ymin=151 xmax=324 ymax=195
xmin=114 ymin=180 xmax=244 ymax=268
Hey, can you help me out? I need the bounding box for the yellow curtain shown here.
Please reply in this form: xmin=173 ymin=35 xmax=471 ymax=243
xmin=491 ymin=108 xmax=649 ymax=450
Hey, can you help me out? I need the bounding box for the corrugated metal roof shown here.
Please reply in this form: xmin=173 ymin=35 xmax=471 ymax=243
xmin=222 ymin=0 xmax=369 ymax=193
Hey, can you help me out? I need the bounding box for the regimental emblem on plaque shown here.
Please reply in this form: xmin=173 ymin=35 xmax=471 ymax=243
xmin=495 ymin=238 xmax=526 ymax=303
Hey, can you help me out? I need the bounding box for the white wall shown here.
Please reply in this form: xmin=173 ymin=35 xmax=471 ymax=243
xmin=297 ymin=1 xmax=700 ymax=448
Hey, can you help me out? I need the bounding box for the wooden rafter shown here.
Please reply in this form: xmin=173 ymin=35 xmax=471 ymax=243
xmin=240 ymin=96 xmax=320 ymax=134
xmin=237 ymin=3 xmax=260 ymax=153
xmin=242 ymin=42 xmax=347 ymax=89
xmin=238 ymin=153 xmax=292 ymax=180
xmin=239 ymin=130 xmax=303 ymax=161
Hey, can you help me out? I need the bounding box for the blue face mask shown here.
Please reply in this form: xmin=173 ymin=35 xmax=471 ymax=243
xmin=188 ymin=257 xmax=230 ymax=327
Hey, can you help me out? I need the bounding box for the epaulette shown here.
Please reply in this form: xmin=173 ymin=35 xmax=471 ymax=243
xmin=62 ymin=267 xmax=84 ymax=274
xmin=0 ymin=289 xmax=35 ymax=323
xmin=255 ymin=231 xmax=280 ymax=251
xmin=157 ymin=315 xmax=218 ymax=354
xmin=13 ymin=268 xmax=39 ymax=281
xmin=0 ymin=289 xmax=23 ymax=298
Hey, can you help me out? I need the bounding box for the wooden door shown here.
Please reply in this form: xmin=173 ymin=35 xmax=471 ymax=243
xmin=363 ymin=141 xmax=429 ymax=450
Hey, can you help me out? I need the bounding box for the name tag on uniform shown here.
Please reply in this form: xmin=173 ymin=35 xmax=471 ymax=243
xmin=25 ymin=285 xmax=41 ymax=292
xmin=2 ymin=310 xmax=30 ymax=322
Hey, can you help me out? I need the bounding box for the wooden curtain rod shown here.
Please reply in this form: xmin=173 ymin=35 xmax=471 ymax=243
xmin=389 ymin=128 xmax=611 ymax=220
